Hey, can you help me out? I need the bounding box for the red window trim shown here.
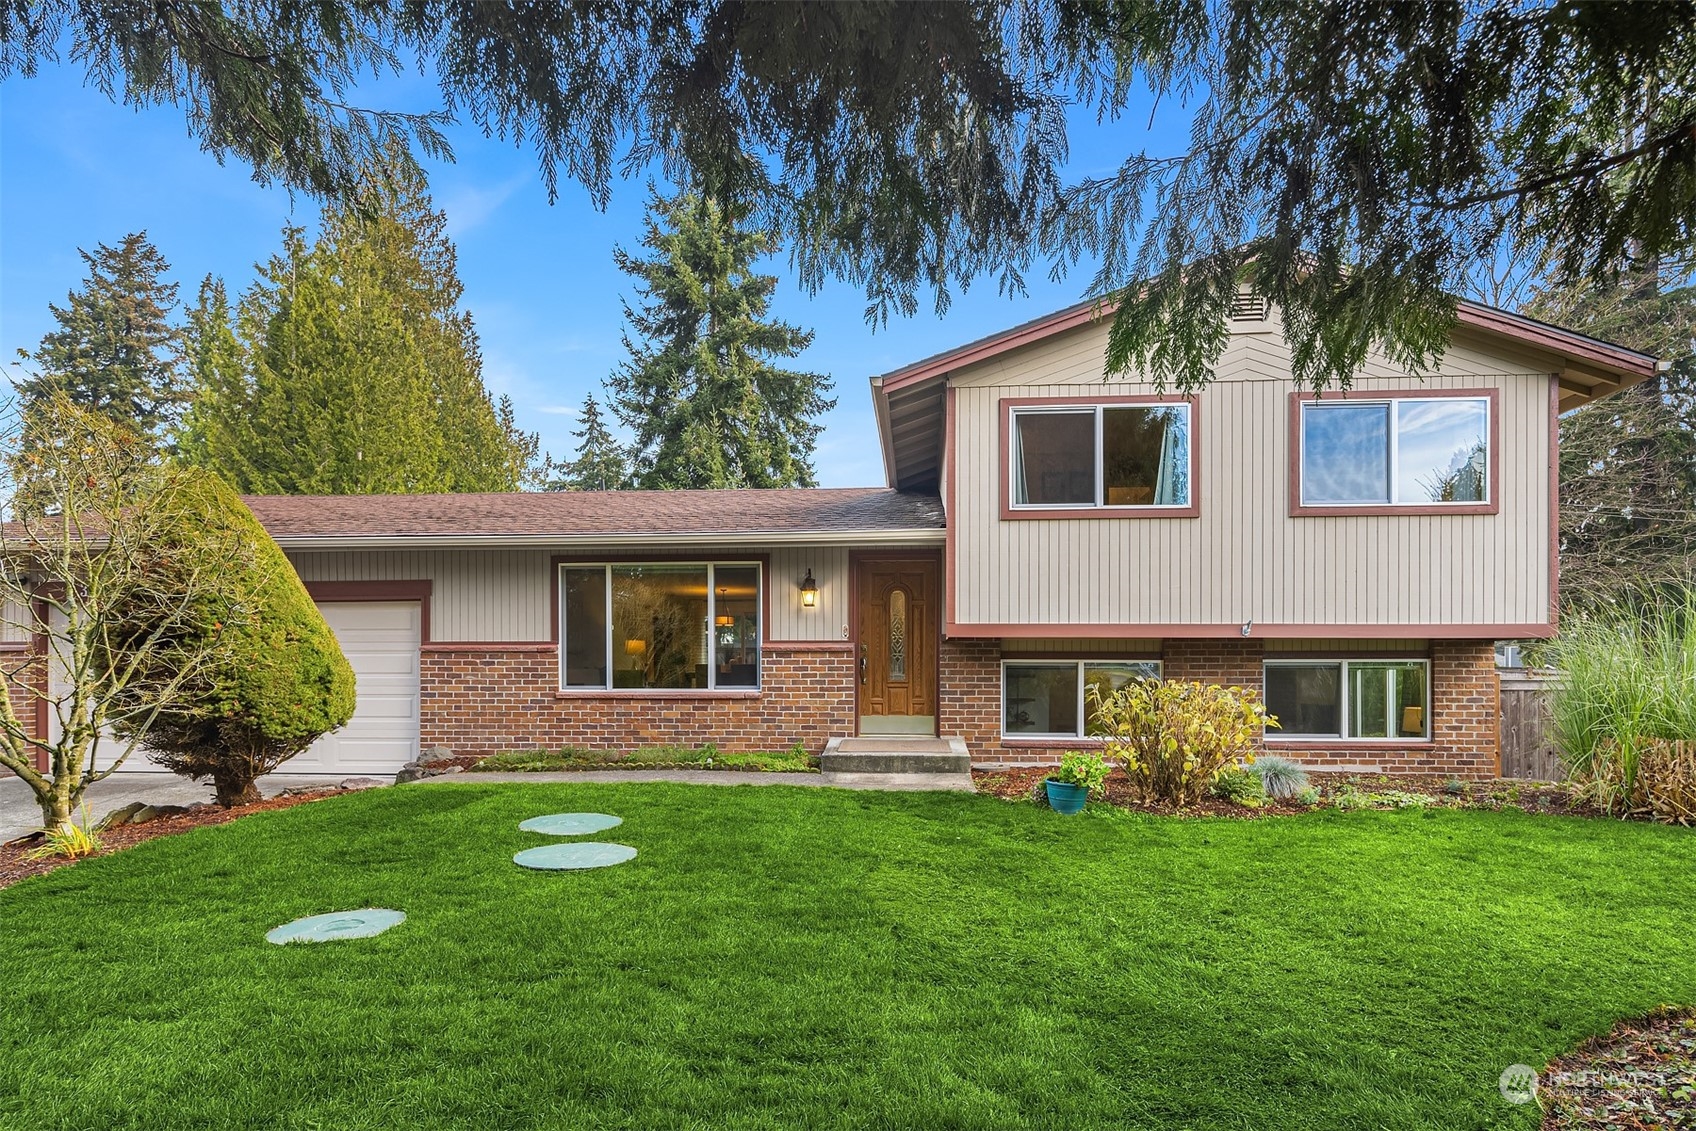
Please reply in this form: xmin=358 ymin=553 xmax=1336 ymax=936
xmin=1287 ymin=388 xmax=1502 ymax=517
xmin=1000 ymin=394 xmax=1202 ymax=520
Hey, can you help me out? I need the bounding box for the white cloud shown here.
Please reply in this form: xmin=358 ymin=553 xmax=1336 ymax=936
xmin=439 ymin=173 xmax=531 ymax=238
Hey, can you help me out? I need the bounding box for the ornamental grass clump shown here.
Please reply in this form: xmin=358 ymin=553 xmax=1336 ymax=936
xmin=1088 ymin=679 xmax=1277 ymax=807
xmin=1545 ymin=590 xmax=1696 ymax=821
xmin=1251 ymin=755 xmax=1311 ymax=800
xmin=23 ymin=808 xmax=101 ymax=861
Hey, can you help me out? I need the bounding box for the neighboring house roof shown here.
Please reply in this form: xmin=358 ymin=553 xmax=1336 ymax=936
xmin=870 ymin=296 xmax=1664 ymax=492
xmin=246 ymin=487 xmax=946 ymax=548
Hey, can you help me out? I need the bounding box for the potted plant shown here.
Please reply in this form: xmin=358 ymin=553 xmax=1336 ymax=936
xmin=1045 ymin=749 xmax=1109 ymax=815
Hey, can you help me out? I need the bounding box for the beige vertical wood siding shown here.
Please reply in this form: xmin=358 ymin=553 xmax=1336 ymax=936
xmin=951 ymin=317 xmax=1553 ymax=629
xmin=286 ymin=544 xmax=853 ymax=643
xmin=0 ymin=595 xmax=31 ymax=643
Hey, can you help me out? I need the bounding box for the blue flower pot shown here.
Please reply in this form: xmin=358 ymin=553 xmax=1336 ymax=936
xmin=1044 ymin=779 xmax=1089 ymax=815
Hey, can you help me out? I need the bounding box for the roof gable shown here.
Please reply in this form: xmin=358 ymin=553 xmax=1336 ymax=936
xmin=871 ymin=298 xmax=1662 ymax=491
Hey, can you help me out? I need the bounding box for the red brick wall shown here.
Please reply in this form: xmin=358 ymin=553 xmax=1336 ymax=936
xmin=1426 ymin=640 xmax=1501 ymax=777
xmin=1162 ymin=638 xmax=1265 ymax=688
xmin=419 ymin=645 xmax=856 ymax=757
xmin=0 ymin=648 xmax=45 ymax=775
xmin=942 ymin=637 xmax=1501 ymax=778
xmin=939 ymin=638 xmax=1003 ymax=758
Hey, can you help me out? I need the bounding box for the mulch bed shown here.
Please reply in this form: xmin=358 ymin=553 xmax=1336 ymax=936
xmin=971 ymin=767 xmax=1596 ymax=819
xmin=0 ymin=788 xmax=342 ymax=891
xmin=1541 ymin=1009 xmax=1696 ymax=1129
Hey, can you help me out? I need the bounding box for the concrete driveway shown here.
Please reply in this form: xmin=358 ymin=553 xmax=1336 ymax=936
xmin=0 ymin=774 xmax=345 ymax=843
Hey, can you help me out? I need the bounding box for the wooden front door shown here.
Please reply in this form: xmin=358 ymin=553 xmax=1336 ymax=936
xmin=857 ymin=557 xmax=938 ymax=733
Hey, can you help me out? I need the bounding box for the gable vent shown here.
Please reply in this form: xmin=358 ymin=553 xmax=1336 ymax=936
xmin=1230 ymin=292 xmax=1269 ymax=321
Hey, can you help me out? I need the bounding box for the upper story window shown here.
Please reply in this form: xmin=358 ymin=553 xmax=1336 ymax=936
xmin=1298 ymin=395 xmax=1492 ymax=510
xmin=560 ymin=562 xmax=760 ymax=692
xmin=1009 ymin=402 xmax=1192 ymax=511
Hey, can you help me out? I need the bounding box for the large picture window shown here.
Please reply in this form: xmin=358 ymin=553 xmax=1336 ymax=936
xmin=560 ymin=563 xmax=760 ymax=691
xmin=1011 ymin=403 xmax=1191 ymax=510
xmin=1299 ymin=397 xmax=1490 ymax=507
xmin=1263 ymin=660 xmax=1429 ymax=740
xmin=1002 ymin=660 xmax=1162 ymax=737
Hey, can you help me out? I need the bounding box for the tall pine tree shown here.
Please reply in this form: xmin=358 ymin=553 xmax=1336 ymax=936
xmin=22 ymin=232 xmax=182 ymax=437
xmin=607 ymin=189 xmax=835 ymax=490
xmin=1523 ymin=263 xmax=1696 ymax=608
xmin=545 ymin=394 xmax=628 ymax=491
xmin=178 ymin=163 xmax=539 ymax=493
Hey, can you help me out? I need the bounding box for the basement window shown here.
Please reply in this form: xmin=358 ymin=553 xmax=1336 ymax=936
xmin=1263 ymin=660 xmax=1430 ymax=740
xmin=1002 ymin=660 xmax=1162 ymax=738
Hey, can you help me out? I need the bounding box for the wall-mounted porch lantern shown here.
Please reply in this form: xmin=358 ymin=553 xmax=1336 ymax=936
xmin=799 ymin=569 xmax=818 ymax=609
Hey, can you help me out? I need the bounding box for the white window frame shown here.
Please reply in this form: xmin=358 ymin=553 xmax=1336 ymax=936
xmin=999 ymin=658 xmax=1163 ymax=738
xmin=1298 ymin=397 xmax=1491 ymax=508
xmin=558 ymin=562 xmax=763 ymax=692
xmin=1262 ymin=658 xmax=1431 ymax=742
xmin=1009 ymin=403 xmax=1193 ymax=511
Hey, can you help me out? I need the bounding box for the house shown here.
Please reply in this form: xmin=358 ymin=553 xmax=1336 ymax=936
xmin=189 ymin=300 xmax=1667 ymax=778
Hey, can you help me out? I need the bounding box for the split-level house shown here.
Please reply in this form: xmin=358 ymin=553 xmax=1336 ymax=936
xmin=149 ymin=300 xmax=1666 ymax=778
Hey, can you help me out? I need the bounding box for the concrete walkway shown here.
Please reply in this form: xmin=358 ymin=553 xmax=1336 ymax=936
xmin=415 ymin=769 xmax=977 ymax=792
xmin=0 ymin=774 xmax=344 ymax=844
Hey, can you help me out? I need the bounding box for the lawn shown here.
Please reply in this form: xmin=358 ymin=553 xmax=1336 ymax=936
xmin=1 ymin=784 xmax=1692 ymax=1130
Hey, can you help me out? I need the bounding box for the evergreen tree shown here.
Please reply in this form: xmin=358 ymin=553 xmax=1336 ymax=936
xmin=22 ymin=232 xmax=182 ymax=435
xmin=607 ymin=190 xmax=835 ymax=489
xmin=1522 ymin=264 xmax=1696 ymax=608
xmin=178 ymin=163 xmax=540 ymax=493
xmin=545 ymin=394 xmax=628 ymax=491
xmin=12 ymin=4 xmax=1696 ymax=393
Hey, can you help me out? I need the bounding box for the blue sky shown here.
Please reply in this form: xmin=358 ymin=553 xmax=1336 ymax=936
xmin=1 ymin=62 xmax=1174 ymax=487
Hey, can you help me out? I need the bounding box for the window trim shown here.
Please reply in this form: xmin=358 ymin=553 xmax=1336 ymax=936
xmin=1262 ymin=658 xmax=1432 ymax=743
xmin=556 ymin=560 xmax=765 ymax=694
xmin=999 ymin=658 xmax=1163 ymax=740
xmin=1288 ymin=388 xmax=1500 ymax=516
xmin=1000 ymin=395 xmax=1201 ymax=520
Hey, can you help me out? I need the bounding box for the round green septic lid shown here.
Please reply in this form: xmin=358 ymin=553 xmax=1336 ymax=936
xmin=266 ymin=909 xmax=405 ymax=944
xmin=518 ymin=812 xmax=623 ymax=836
xmin=513 ymin=842 xmax=637 ymax=871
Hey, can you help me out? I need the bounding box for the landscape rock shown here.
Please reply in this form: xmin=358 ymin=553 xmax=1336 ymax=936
xmin=95 ymin=802 xmax=147 ymax=832
xmin=338 ymin=777 xmax=386 ymax=791
xmin=129 ymin=804 xmax=190 ymax=826
xmin=394 ymin=760 xmax=464 ymax=784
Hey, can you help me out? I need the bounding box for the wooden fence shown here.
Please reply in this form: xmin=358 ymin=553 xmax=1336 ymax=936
xmin=1498 ymin=673 xmax=1564 ymax=781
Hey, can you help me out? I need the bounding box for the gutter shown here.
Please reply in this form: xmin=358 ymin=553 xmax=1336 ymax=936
xmin=268 ymin=528 xmax=947 ymax=551
xmin=869 ymin=376 xmax=900 ymax=489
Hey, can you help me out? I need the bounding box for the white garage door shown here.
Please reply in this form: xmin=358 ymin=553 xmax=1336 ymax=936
xmin=53 ymin=600 xmax=421 ymax=776
xmin=286 ymin=601 xmax=421 ymax=776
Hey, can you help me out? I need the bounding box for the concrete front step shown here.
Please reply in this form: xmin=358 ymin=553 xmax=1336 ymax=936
xmin=818 ymin=736 xmax=972 ymax=775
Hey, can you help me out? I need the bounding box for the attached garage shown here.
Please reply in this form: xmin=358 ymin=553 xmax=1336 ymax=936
xmin=284 ymin=601 xmax=421 ymax=776
xmin=81 ymin=598 xmax=421 ymax=776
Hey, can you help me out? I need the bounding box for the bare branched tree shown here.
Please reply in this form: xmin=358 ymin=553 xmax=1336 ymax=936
xmin=0 ymin=394 xmax=253 ymax=832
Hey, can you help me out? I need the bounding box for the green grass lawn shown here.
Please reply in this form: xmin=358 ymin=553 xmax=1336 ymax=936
xmin=1 ymin=785 xmax=1692 ymax=1130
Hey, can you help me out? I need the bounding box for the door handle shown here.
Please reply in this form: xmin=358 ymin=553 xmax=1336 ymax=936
xmin=859 ymin=648 xmax=867 ymax=685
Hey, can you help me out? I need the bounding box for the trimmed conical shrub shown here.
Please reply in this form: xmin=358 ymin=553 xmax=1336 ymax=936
xmin=114 ymin=468 xmax=354 ymax=805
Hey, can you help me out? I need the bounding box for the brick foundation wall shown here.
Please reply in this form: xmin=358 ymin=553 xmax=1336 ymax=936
xmin=942 ymin=637 xmax=1501 ymax=778
xmin=938 ymin=638 xmax=1003 ymax=759
xmin=419 ymin=645 xmax=856 ymax=757
xmin=0 ymin=648 xmax=45 ymax=775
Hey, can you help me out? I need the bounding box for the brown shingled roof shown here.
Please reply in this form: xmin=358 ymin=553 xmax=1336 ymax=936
xmin=244 ymin=488 xmax=945 ymax=542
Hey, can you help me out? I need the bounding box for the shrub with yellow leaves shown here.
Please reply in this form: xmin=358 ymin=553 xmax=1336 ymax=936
xmin=1087 ymin=679 xmax=1278 ymax=807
